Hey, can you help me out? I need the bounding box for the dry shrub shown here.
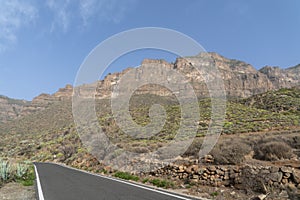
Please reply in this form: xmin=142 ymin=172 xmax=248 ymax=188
xmin=253 ymin=140 xmax=293 ymax=161
xmin=210 ymin=139 xmax=251 ymax=165
xmin=183 ymin=138 xmax=203 ymax=157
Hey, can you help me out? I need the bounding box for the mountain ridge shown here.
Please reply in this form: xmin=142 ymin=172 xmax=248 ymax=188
xmin=1 ymin=52 xmax=299 ymax=124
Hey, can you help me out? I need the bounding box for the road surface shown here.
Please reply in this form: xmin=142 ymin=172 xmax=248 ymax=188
xmin=34 ymin=163 xmax=202 ymax=200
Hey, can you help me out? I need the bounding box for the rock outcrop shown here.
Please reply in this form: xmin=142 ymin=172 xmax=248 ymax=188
xmin=1 ymin=53 xmax=299 ymax=124
xmin=91 ymin=52 xmax=299 ymax=99
xmin=259 ymin=65 xmax=300 ymax=89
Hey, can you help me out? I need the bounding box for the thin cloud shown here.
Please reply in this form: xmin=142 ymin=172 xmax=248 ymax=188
xmin=0 ymin=0 xmax=137 ymax=49
xmin=0 ymin=0 xmax=37 ymax=52
xmin=46 ymin=0 xmax=72 ymax=33
xmin=79 ymin=0 xmax=137 ymax=26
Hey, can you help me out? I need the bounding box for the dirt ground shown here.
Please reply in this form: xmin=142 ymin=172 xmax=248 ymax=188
xmin=0 ymin=183 xmax=35 ymax=200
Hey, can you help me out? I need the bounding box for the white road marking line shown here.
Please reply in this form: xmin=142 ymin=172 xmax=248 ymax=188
xmin=34 ymin=165 xmax=45 ymax=200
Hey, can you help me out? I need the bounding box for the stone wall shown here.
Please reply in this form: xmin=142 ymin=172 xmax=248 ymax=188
xmin=149 ymin=163 xmax=300 ymax=191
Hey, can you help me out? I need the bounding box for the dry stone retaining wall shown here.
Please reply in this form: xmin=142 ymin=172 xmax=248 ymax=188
xmin=149 ymin=163 xmax=300 ymax=190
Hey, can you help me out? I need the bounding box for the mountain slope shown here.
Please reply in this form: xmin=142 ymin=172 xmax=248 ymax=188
xmin=0 ymin=95 xmax=29 ymax=124
xmin=241 ymin=87 xmax=300 ymax=116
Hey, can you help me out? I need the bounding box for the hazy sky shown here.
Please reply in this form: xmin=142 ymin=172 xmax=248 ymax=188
xmin=0 ymin=0 xmax=299 ymax=100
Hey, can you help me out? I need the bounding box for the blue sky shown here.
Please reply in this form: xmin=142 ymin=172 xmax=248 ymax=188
xmin=0 ymin=0 xmax=299 ymax=100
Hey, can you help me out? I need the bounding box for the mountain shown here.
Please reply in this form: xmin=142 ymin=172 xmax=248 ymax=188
xmin=0 ymin=53 xmax=299 ymax=198
xmin=259 ymin=64 xmax=300 ymax=88
xmin=20 ymin=84 xmax=73 ymax=116
xmin=0 ymin=84 xmax=74 ymax=124
xmin=93 ymin=52 xmax=299 ymax=99
xmin=0 ymin=95 xmax=29 ymax=124
xmin=1 ymin=52 xmax=299 ymax=124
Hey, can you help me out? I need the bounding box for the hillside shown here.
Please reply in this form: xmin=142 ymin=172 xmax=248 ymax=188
xmin=0 ymin=53 xmax=299 ymax=169
xmin=0 ymin=88 xmax=299 ymax=160
xmin=0 ymin=53 xmax=300 ymax=199
xmin=241 ymin=87 xmax=300 ymax=116
xmin=0 ymin=95 xmax=29 ymax=124
xmin=0 ymin=88 xmax=299 ymax=199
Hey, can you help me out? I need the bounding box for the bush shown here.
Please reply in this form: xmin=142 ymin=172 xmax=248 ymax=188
xmin=210 ymin=140 xmax=251 ymax=165
xmin=253 ymin=140 xmax=293 ymax=161
xmin=149 ymin=178 xmax=174 ymax=188
xmin=142 ymin=178 xmax=149 ymax=183
xmin=114 ymin=171 xmax=139 ymax=181
xmin=16 ymin=165 xmax=35 ymax=186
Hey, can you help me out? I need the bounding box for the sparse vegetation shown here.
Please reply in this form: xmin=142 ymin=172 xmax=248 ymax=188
xmin=0 ymin=88 xmax=299 ymax=164
xmin=114 ymin=171 xmax=139 ymax=181
xmin=254 ymin=140 xmax=294 ymax=161
xmin=149 ymin=178 xmax=175 ymax=189
xmin=210 ymin=191 xmax=219 ymax=198
xmin=142 ymin=178 xmax=149 ymax=183
xmin=0 ymin=88 xmax=299 ymax=199
xmin=210 ymin=139 xmax=252 ymax=165
xmin=0 ymin=159 xmax=35 ymax=186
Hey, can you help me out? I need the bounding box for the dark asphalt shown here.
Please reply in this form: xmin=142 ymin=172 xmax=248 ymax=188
xmin=34 ymin=163 xmax=200 ymax=200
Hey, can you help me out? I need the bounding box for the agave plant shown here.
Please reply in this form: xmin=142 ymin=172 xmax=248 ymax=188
xmin=0 ymin=159 xmax=11 ymax=181
xmin=16 ymin=163 xmax=28 ymax=179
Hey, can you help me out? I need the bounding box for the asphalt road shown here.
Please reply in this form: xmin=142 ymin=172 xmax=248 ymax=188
xmin=34 ymin=163 xmax=201 ymax=200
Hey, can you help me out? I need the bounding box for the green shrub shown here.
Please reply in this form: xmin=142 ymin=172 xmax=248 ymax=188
xmin=149 ymin=178 xmax=174 ymax=188
xmin=210 ymin=191 xmax=219 ymax=197
xmin=17 ymin=165 xmax=35 ymax=186
xmin=114 ymin=171 xmax=139 ymax=181
xmin=142 ymin=178 xmax=149 ymax=183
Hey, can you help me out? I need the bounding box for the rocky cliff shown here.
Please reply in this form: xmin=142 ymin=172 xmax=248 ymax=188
xmin=259 ymin=64 xmax=300 ymax=89
xmin=92 ymin=52 xmax=299 ymax=99
xmin=1 ymin=53 xmax=299 ymax=124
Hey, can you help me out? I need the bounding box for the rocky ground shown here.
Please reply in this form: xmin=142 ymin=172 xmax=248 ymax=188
xmin=0 ymin=183 xmax=35 ymax=200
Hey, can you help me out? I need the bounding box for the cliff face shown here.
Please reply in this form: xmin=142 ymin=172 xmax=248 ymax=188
xmin=1 ymin=53 xmax=299 ymax=124
xmin=259 ymin=65 xmax=300 ymax=89
xmin=92 ymin=52 xmax=296 ymax=99
xmin=175 ymin=53 xmax=275 ymax=98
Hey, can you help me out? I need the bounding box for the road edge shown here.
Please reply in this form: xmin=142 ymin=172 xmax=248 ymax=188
xmin=33 ymin=164 xmax=45 ymax=200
